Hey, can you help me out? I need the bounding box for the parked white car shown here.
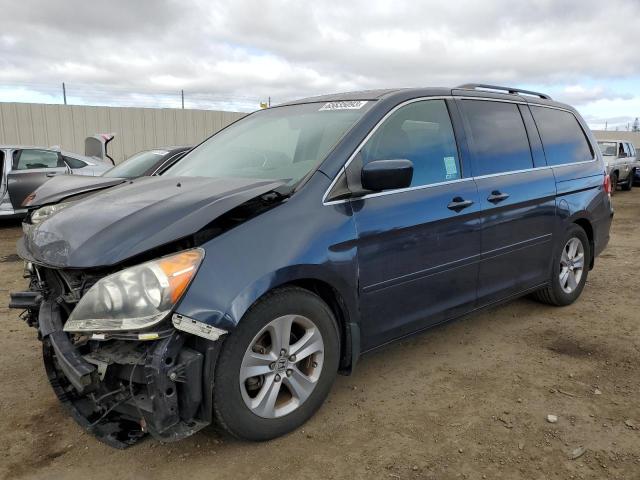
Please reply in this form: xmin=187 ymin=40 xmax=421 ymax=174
xmin=597 ymin=139 xmax=639 ymax=194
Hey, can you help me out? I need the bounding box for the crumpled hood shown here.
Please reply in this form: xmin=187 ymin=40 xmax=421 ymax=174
xmin=24 ymin=175 xmax=128 ymax=208
xmin=22 ymin=176 xmax=284 ymax=268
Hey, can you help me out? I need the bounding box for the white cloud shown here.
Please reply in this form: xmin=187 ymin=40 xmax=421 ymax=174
xmin=0 ymin=0 xmax=638 ymax=123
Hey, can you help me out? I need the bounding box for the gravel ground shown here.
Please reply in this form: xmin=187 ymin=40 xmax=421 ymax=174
xmin=0 ymin=190 xmax=638 ymax=480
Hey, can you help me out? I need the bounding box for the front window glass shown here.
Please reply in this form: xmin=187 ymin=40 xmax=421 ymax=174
xmin=598 ymin=142 xmax=617 ymax=156
xmin=13 ymin=149 xmax=63 ymax=170
xmin=361 ymin=100 xmax=461 ymax=186
xmin=165 ymin=102 xmax=373 ymax=185
xmin=103 ymin=150 xmax=168 ymax=178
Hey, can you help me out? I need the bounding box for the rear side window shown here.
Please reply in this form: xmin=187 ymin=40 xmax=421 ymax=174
xmin=13 ymin=149 xmax=63 ymax=170
xmin=461 ymin=100 xmax=533 ymax=176
xmin=361 ymin=99 xmax=461 ymax=187
xmin=530 ymin=107 xmax=593 ymax=165
xmin=63 ymin=156 xmax=87 ymax=169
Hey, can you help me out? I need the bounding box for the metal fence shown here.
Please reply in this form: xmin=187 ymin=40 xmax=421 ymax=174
xmin=0 ymin=102 xmax=245 ymax=163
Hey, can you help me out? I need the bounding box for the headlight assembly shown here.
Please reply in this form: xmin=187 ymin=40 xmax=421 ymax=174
xmin=30 ymin=202 xmax=75 ymax=225
xmin=64 ymin=249 xmax=204 ymax=333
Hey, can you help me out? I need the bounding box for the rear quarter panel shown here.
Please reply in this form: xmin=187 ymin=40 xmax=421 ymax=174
xmin=552 ymin=158 xmax=612 ymax=260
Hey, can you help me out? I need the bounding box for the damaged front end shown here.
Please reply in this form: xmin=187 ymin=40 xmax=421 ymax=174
xmin=9 ymin=176 xmax=293 ymax=447
xmin=11 ymin=257 xmax=225 ymax=449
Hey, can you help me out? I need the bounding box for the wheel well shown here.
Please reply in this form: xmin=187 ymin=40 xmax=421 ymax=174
xmin=285 ymin=279 xmax=353 ymax=374
xmin=573 ymin=218 xmax=595 ymax=269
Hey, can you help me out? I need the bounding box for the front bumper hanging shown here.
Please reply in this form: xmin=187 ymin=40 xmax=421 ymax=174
xmin=12 ymin=295 xmax=222 ymax=448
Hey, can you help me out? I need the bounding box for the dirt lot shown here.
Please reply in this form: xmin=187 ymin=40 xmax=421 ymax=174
xmin=0 ymin=191 xmax=638 ymax=480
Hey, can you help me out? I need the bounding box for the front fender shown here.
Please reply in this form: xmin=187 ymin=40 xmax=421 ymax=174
xmin=225 ymin=265 xmax=358 ymax=329
xmin=173 ymin=172 xmax=360 ymax=334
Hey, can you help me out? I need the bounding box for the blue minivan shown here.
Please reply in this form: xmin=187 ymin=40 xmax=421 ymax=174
xmin=12 ymin=84 xmax=613 ymax=447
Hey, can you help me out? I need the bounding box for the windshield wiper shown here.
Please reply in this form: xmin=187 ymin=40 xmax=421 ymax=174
xmin=262 ymin=184 xmax=294 ymax=202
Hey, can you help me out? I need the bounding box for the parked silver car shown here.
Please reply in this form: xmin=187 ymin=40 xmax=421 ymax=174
xmin=597 ymin=139 xmax=639 ymax=193
xmin=0 ymin=137 xmax=113 ymax=218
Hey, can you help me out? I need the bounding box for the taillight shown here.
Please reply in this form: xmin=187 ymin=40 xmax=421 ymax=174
xmin=603 ymin=173 xmax=612 ymax=195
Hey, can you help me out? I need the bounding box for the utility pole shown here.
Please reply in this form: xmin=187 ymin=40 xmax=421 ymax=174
xmin=268 ymin=96 xmax=271 ymax=107
xmin=62 ymin=82 xmax=67 ymax=105
xmin=605 ymin=121 xmax=608 ymax=131
xmin=181 ymin=90 xmax=184 ymax=109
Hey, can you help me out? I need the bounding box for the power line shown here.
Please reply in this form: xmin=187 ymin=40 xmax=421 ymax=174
xmin=0 ymin=82 xmax=267 ymax=112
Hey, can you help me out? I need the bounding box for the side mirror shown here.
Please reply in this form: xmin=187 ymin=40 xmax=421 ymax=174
xmin=361 ymin=159 xmax=413 ymax=192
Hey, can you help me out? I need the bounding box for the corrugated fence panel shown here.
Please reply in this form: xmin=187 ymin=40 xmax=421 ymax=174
xmin=0 ymin=102 xmax=246 ymax=163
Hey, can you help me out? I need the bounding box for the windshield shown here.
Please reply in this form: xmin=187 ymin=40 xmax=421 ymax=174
xmin=102 ymin=150 xmax=168 ymax=178
xmin=164 ymin=101 xmax=373 ymax=185
xmin=597 ymin=141 xmax=617 ymax=156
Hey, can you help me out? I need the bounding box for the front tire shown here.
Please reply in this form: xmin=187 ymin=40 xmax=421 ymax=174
xmin=621 ymin=171 xmax=634 ymax=191
xmin=532 ymin=224 xmax=590 ymax=306
xmin=213 ymin=287 xmax=340 ymax=441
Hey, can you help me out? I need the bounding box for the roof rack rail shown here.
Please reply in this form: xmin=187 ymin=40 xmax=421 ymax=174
xmin=457 ymin=83 xmax=552 ymax=100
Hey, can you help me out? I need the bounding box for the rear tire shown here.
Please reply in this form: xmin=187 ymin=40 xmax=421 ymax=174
xmin=621 ymin=171 xmax=633 ymax=191
xmin=610 ymin=173 xmax=618 ymax=196
xmin=213 ymin=287 xmax=340 ymax=441
xmin=532 ymin=224 xmax=590 ymax=306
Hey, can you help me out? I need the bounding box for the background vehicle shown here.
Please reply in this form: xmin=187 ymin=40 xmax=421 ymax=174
xmin=0 ymin=139 xmax=113 ymax=218
xmin=597 ymin=139 xmax=638 ymax=193
xmin=22 ymin=146 xmax=191 ymax=211
xmin=11 ymin=84 xmax=613 ymax=448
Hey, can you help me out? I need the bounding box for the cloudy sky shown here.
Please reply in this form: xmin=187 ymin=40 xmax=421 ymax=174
xmin=1 ymin=0 xmax=639 ymax=129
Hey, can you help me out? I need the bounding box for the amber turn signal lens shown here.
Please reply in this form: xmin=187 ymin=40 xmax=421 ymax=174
xmin=158 ymin=249 xmax=204 ymax=303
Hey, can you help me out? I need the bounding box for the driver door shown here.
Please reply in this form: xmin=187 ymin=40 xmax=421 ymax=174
xmin=351 ymin=99 xmax=481 ymax=350
xmin=7 ymin=149 xmax=70 ymax=208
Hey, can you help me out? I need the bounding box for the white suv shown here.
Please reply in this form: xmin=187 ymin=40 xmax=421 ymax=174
xmin=597 ymin=139 xmax=638 ymax=193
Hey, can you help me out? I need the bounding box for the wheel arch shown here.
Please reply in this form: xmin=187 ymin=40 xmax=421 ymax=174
xmin=286 ymin=279 xmax=356 ymax=374
xmin=572 ymin=216 xmax=595 ymax=269
xmin=226 ymin=268 xmax=361 ymax=374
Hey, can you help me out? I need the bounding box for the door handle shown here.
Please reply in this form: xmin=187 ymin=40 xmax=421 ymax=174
xmin=487 ymin=190 xmax=510 ymax=204
xmin=447 ymin=197 xmax=474 ymax=212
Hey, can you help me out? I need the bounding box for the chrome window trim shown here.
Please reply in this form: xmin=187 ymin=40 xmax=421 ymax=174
xmin=324 ymin=177 xmax=474 ymax=205
xmin=322 ymin=96 xmax=599 ymax=206
xmin=473 ymin=165 xmax=551 ymax=180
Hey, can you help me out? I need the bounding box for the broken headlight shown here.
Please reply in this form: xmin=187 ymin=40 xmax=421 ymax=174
xmin=64 ymin=249 xmax=204 ymax=333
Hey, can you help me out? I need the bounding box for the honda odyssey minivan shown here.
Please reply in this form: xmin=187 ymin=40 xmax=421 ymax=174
xmin=11 ymin=84 xmax=613 ymax=448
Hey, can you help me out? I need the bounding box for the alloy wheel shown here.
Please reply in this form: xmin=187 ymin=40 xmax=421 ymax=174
xmin=559 ymin=237 xmax=585 ymax=294
xmin=239 ymin=314 xmax=325 ymax=419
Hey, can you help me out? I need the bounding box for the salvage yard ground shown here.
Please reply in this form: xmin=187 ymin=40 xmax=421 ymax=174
xmin=0 ymin=191 xmax=639 ymax=480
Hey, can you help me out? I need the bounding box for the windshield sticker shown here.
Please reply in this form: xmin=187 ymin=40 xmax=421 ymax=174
xmin=444 ymin=156 xmax=458 ymax=179
xmin=319 ymin=101 xmax=368 ymax=111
